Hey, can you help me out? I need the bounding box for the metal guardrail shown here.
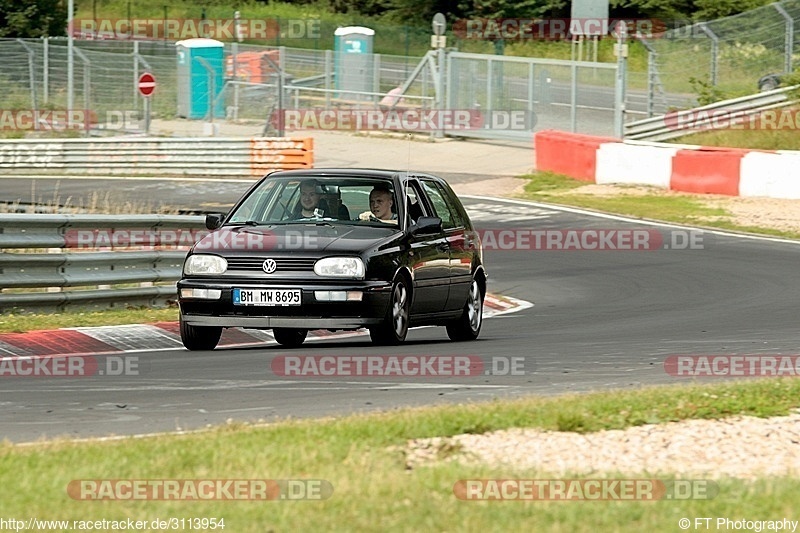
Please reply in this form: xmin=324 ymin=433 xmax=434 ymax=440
xmin=624 ymin=85 xmax=800 ymax=141
xmin=0 ymin=137 xmax=314 ymax=177
xmin=0 ymin=213 xmax=205 ymax=312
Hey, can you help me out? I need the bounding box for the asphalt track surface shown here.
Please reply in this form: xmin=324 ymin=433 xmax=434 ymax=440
xmin=2 ymin=194 xmax=800 ymax=443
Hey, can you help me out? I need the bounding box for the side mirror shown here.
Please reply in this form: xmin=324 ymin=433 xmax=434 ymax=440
xmin=205 ymin=213 xmax=225 ymax=230
xmin=411 ymin=216 xmax=442 ymax=236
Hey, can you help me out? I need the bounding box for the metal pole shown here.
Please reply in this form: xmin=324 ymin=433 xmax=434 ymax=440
xmin=324 ymin=49 xmax=332 ymax=108
xmin=438 ymin=46 xmax=446 ymax=136
xmin=145 ymin=96 xmax=151 ymax=133
xmin=133 ymin=41 xmax=139 ymax=114
xmin=613 ymin=22 xmax=628 ymax=138
xmin=773 ymin=3 xmax=793 ymax=73
xmin=17 ymin=40 xmax=38 ymax=115
xmin=648 ymin=50 xmax=655 ymax=117
xmin=699 ymin=23 xmax=718 ymax=86
xmin=43 ymin=37 xmax=49 ymax=104
xmin=570 ymin=63 xmax=577 ymax=132
xmin=68 ymin=0 xmax=74 ymax=113
xmin=233 ymin=10 xmax=241 ymax=121
xmin=232 ymin=41 xmax=239 ymax=120
xmin=373 ymin=53 xmax=380 ymax=105
xmin=278 ymin=47 xmax=285 ymax=136
xmin=74 ymin=48 xmax=91 ymax=135
xmin=528 ymin=61 xmax=535 ymax=111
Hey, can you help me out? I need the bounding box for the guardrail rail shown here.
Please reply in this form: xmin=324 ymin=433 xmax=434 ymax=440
xmin=624 ymin=85 xmax=800 ymax=141
xmin=0 ymin=137 xmax=314 ymax=177
xmin=0 ymin=213 xmax=205 ymax=312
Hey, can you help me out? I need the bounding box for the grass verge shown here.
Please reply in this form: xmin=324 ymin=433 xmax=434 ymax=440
xmin=672 ymin=126 xmax=800 ymax=151
xmin=518 ymin=171 xmax=800 ymax=240
xmin=0 ymin=307 xmax=178 ymax=334
xmin=2 ymin=379 xmax=799 ymax=530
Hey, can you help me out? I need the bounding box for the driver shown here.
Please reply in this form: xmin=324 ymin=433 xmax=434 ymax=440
xmin=292 ymin=179 xmax=324 ymax=219
xmin=359 ymin=185 xmax=397 ymax=224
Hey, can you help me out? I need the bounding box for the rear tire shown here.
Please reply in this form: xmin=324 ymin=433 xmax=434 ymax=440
xmin=446 ymin=277 xmax=483 ymax=341
xmin=369 ymin=277 xmax=410 ymax=345
xmin=273 ymin=328 xmax=307 ymax=347
xmin=180 ymin=316 xmax=222 ymax=351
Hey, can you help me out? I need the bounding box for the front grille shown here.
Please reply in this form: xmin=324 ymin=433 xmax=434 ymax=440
xmin=226 ymin=258 xmax=316 ymax=272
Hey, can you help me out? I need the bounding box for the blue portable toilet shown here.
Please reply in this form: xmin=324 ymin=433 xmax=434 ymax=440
xmin=176 ymin=38 xmax=225 ymax=119
xmin=334 ymin=26 xmax=374 ymax=100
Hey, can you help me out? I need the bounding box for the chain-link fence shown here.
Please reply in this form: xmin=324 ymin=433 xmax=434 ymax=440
xmin=646 ymin=0 xmax=800 ymax=104
xmin=0 ymin=38 xmax=437 ymax=132
xmin=0 ymin=36 xmax=623 ymax=140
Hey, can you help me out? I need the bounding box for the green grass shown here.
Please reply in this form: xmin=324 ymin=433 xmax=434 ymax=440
xmin=2 ymin=379 xmax=799 ymax=530
xmin=0 ymin=306 xmax=178 ymax=333
xmin=672 ymin=127 xmax=800 ymax=151
xmin=518 ymin=171 xmax=800 ymax=240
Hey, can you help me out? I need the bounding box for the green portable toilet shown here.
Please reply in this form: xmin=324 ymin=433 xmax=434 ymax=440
xmin=176 ymin=38 xmax=225 ymax=119
xmin=334 ymin=26 xmax=374 ymax=100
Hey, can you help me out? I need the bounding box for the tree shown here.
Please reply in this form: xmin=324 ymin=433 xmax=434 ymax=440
xmin=0 ymin=0 xmax=67 ymax=38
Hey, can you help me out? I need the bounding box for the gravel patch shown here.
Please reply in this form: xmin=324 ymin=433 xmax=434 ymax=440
xmin=403 ymin=413 xmax=800 ymax=479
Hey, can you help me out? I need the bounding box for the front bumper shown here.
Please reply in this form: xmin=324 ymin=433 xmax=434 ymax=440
xmin=177 ymin=278 xmax=391 ymax=330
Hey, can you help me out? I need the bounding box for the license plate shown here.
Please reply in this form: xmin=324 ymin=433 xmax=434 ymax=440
xmin=233 ymin=288 xmax=301 ymax=306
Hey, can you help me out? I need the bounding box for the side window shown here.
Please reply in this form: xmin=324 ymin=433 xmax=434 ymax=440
xmin=229 ymin=180 xmax=280 ymax=223
xmin=435 ymin=182 xmax=467 ymax=228
xmin=404 ymin=181 xmax=428 ymax=223
xmin=421 ymin=180 xmax=455 ymax=230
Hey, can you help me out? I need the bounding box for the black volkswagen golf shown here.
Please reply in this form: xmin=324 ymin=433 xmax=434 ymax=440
xmin=177 ymin=169 xmax=486 ymax=349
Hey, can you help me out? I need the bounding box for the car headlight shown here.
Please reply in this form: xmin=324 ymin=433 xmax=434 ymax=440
xmin=314 ymin=257 xmax=365 ymax=279
xmin=184 ymin=254 xmax=228 ymax=275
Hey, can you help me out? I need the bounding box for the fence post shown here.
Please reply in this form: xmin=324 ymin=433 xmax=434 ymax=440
xmin=73 ymin=47 xmax=91 ymax=136
xmin=16 ymin=40 xmax=38 ymax=120
xmin=614 ymin=23 xmax=628 ymax=138
xmin=42 ymin=37 xmax=49 ymax=105
xmin=133 ymin=41 xmax=139 ymax=115
xmin=699 ymin=23 xmax=719 ymax=86
xmin=571 ymin=62 xmax=578 ymax=132
xmin=774 ymin=3 xmax=793 ymax=74
xmin=324 ymin=49 xmax=332 ymax=108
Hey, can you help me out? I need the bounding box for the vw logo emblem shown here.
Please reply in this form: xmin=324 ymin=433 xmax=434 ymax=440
xmin=262 ymin=259 xmax=277 ymax=273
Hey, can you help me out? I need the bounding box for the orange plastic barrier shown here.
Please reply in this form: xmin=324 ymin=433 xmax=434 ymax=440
xmin=534 ymin=130 xmax=617 ymax=182
xmin=670 ymin=147 xmax=747 ymax=196
xmin=249 ymin=137 xmax=314 ymax=177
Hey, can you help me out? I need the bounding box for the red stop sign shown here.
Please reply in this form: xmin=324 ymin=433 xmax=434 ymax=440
xmin=138 ymin=72 xmax=156 ymax=97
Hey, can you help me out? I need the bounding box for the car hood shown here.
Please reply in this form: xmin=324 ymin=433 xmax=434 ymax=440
xmin=192 ymin=224 xmax=400 ymax=255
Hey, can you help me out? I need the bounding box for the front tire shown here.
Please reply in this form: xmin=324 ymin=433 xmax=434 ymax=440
xmin=446 ymin=277 xmax=483 ymax=341
xmin=369 ymin=277 xmax=410 ymax=345
xmin=273 ymin=328 xmax=307 ymax=348
xmin=180 ymin=316 xmax=222 ymax=351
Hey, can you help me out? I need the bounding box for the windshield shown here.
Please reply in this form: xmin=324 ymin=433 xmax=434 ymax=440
xmin=226 ymin=176 xmax=400 ymax=227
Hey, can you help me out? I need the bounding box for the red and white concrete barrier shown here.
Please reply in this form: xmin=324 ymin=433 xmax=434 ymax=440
xmin=535 ymin=130 xmax=800 ymax=199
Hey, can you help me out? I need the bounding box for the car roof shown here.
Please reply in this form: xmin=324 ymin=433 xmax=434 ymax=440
xmin=264 ymin=168 xmax=447 ymax=183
